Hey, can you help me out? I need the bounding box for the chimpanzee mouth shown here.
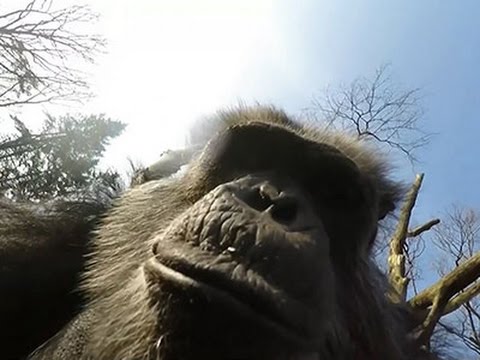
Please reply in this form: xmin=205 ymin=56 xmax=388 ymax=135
xmin=144 ymin=256 xmax=321 ymax=351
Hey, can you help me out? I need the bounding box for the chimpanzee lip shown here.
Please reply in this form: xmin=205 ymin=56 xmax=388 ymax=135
xmin=144 ymin=257 xmax=321 ymax=350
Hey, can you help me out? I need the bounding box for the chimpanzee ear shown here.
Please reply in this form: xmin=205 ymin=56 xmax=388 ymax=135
xmin=378 ymin=181 xmax=406 ymax=220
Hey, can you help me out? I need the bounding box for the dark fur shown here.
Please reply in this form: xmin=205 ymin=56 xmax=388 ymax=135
xmin=0 ymin=201 xmax=106 ymax=359
xmin=1 ymin=107 xmax=434 ymax=359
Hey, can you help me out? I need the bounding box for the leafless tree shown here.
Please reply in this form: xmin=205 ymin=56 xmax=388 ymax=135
xmin=432 ymin=208 xmax=480 ymax=356
xmin=0 ymin=0 xmax=105 ymax=107
xmin=305 ymin=64 xmax=431 ymax=161
xmin=387 ymin=179 xmax=480 ymax=356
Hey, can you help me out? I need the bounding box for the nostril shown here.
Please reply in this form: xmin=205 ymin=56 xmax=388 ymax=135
xmin=235 ymin=182 xmax=299 ymax=225
xmin=241 ymin=188 xmax=272 ymax=212
xmin=270 ymin=198 xmax=298 ymax=225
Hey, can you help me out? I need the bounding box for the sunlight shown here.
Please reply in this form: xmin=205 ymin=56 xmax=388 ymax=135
xmin=81 ymin=0 xmax=277 ymax=170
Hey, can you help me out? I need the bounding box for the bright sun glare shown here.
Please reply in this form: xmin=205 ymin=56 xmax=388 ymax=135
xmin=79 ymin=0 xmax=277 ymax=172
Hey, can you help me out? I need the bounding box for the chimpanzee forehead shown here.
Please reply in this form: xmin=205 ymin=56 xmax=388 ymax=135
xmin=198 ymin=121 xmax=359 ymax=184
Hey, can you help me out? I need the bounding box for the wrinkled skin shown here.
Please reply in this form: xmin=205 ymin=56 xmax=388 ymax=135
xmin=0 ymin=108 xmax=435 ymax=359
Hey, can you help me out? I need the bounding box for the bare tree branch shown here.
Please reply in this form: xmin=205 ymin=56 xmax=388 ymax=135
xmin=425 ymin=208 xmax=480 ymax=353
xmin=388 ymin=173 xmax=424 ymax=302
xmin=0 ymin=0 xmax=105 ymax=107
xmin=408 ymin=219 xmax=441 ymax=238
xmin=443 ymin=283 xmax=480 ymax=316
xmin=409 ymin=251 xmax=480 ymax=346
xmin=305 ymin=64 xmax=432 ymax=162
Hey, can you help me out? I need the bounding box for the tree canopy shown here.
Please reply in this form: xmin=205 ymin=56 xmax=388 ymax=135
xmin=0 ymin=114 xmax=125 ymax=201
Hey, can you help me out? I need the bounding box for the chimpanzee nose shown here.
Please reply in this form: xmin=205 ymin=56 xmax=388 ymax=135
xmin=235 ymin=181 xmax=301 ymax=227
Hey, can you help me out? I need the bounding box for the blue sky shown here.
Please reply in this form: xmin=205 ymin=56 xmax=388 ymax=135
xmin=252 ymin=0 xmax=480 ymax=217
xmin=3 ymin=0 xmax=478 ymax=210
